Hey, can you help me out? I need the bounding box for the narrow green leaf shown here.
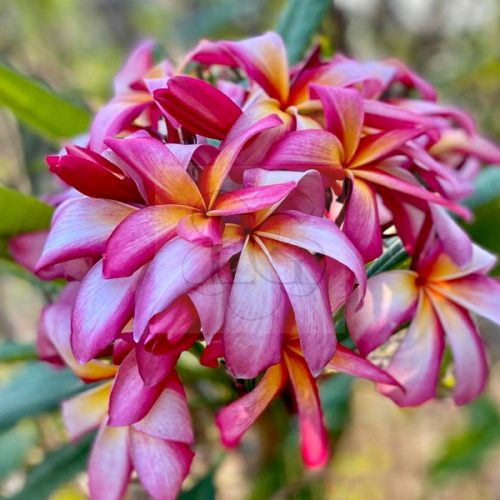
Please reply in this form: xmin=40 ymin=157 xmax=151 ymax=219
xmin=0 ymin=64 xmax=91 ymax=142
xmin=0 ymin=420 xmax=38 ymax=480
xmin=0 ymin=342 xmax=38 ymax=363
xmin=10 ymin=434 xmax=93 ymax=500
xmin=179 ymin=471 xmax=216 ymax=500
xmin=277 ymin=0 xmax=332 ymax=64
xmin=0 ymin=362 xmax=82 ymax=429
xmin=463 ymin=166 xmax=500 ymax=210
xmin=0 ymin=186 xmax=53 ymax=237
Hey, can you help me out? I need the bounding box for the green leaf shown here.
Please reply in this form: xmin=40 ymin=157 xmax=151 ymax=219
xmin=0 ymin=362 xmax=82 ymax=429
xmin=277 ymin=0 xmax=332 ymax=64
xmin=429 ymin=398 xmax=500 ymax=482
xmin=0 ymin=342 xmax=38 ymax=363
xmin=0 ymin=186 xmax=53 ymax=237
xmin=320 ymin=374 xmax=353 ymax=434
xmin=462 ymin=166 xmax=500 ymax=274
xmin=10 ymin=434 xmax=93 ymax=500
xmin=179 ymin=471 xmax=216 ymax=500
xmin=0 ymin=64 xmax=91 ymax=142
xmin=463 ymin=166 xmax=500 ymax=210
xmin=0 ymin=420 xmax=38 ymax=480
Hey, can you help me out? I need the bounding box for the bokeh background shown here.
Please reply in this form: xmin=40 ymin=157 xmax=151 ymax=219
xmin=0 ymin=1 xmax=499 ymax=499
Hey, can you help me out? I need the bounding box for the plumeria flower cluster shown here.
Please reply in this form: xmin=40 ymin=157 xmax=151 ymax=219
xmin=10 ymin=32 xmax=500 ymax=499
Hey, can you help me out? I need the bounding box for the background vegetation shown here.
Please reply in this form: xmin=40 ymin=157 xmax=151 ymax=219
xmin=0 ymin=0 xmax=499 ymax=498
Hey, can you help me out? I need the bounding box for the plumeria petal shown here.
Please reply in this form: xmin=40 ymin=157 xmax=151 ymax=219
xmin=258 ymin=237 xmax=335 ymax=376
xmin=188 ymin=265 xmax=232 ymax=343
xmin=429 ymin=291 xmax=488 ymax=405
xmin=177 ymin=212 xmax=223 ymax=246
xmin=37 ymin=198 xmax=135 ymax=270
xmin=432 ymin=274 xmax=500 ymax=326
xmin=113 ymin=40 xmax=155 ymax=94
xmin=264 ymin=129 xmax=343 ymax=178
xmin=346 ymin=270 xmax=419 ymax=355
xmin=133 ymin=374 xmax=194 ymax=443
xmin=200 ymin=114 xmax=283 ymax=208
xmin=430 ymin=205 xmax=473 ymax=267
xmin=108 ymin=350 xmax=164 ymax=426
xmin=90 ymin=93 xmax=151 ymax=152
xmin=154 ymin=76 xmax=242 ymax=140
xmin=243 ymin=168 xmax=325 ymax=217
xmin=216 ymin=362 xmax=287 ymax=447
xmin=327 ymin=345 xmax=401 ymax=386
xmin=344 ymin=177 xmax=383 ymax=262
xmin=48 ymin=146 xmax=143 ymax=203
xmin=88 ymin=423 xmax=132 ymax=500
xmin=62 ymin=382 xmax=112 ymax=441
xmin=104 ymin=205 xmax=195 ymax=278
xmin=424 ymin=244 xmax=497 ymax=282
xmin=187 ymin=32 xmax=289 ymax=103
xmin=106 ymin=135 xmax=205 ymax=208
xmin=378 ymin=292 xmax=444 ymax=407
xmin=256 ymin=210 xmax=366 ymax=294
xmin=349 ymin=129 xmax=424 ymax=168
xmin=310 ymin=85 xmax=364 ymax=163
xmin=129 ymin=430 xmax=194 ymax=500
xmin=208 ymin=182 xmax=296 ymax=216
xmin=134 ymin=229 xmax=243 ymax=341
xmin=284 ymin=351 xmax=328 ymax=468
xmin=224 ymin=238 xmax=287 ymax=378
xmin=72 ymin=261 xmax=141 ymax=363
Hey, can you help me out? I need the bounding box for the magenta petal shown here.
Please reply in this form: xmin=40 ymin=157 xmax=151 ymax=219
xmin=435 ymin=274 xmax=500 ymax=326
xmin=355 ymin=166 xmax=471 ymax=219
xmin=188 ymin=264 xmax=232 ymax=343
xmin=104 ymin=205 xmax=194 ymax=278
xmin=37 ymin=198 xmax=135 ymax=271
xmin=113 ymin=40 xmax=155 ymax=94
xmin=430 ymin=205 xmax=473 ymax=267
xmin=346 ymin=270 xmax=419 ymax=355
xmin=310 ymin=85 xmax=364 ymax=163
xmin=216 ymin=362 xmax=287 ymax=447
xmin=223 ymin=239 xmax=287 ymax=379
xmin=284 ymin=352 xmax=329 ymax=469
xmin=133 ymin=237 xmax=228 ymax=341
xmin=148 ymin=296 xmax=198 ymax=343
xmin=90 ymin=95 xmax=150 ymax=152
xmin=429 ymin=293 xmax=488 ymax=405
xmin=129 ymin=430 xmax=194 ymax=500
xmin=135 ymin=342 xmax=182 ymax=387
xmin=264 ymin=129 xmax=343 ymax=176
xmin=108 ymin=350 xmax=164 ymax=426
xmin=259 ymin=238 xmax=335 ymax=376
xmin=256 ymin=210 xmax=366 ymax=294
xmin=209 ymin=182 xmax=296 ymax=216
xmin=378 ymin=293 xmax=444 ymax=407
xmin=328 ymin=345 xmax=401 ymax=386
xmin=105 ymin=134 xmax=205 ymax=208
xmin=133 ymin=374 xmax=193 ymax=443
xmin=154 ymin=76 xmax=242 ymax=140
xmin=88 ymin=422 xmax=132 ymax=500
xmin=326 ymin=259 xmax=355 ymax=313
xmin=244 ymin=168 xmax=325 ymax=217
xmin=200 ymin=114 xmax=283 ymax=207
xmin=177 ymin=212 xmax=223 ymax=246
xmin=344 ymin=177 xmax=383 ymax=262
xmin=71 ymin=261 xmax=141 ymax=363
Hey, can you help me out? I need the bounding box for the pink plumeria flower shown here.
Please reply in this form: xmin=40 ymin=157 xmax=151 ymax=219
xmin=217 ymin=320 xmax=400 ymax=468
xmin=346 ymin=243 xmax=500 ymax=406
xmin=39 ymin=283 xmax=194 ymax=500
